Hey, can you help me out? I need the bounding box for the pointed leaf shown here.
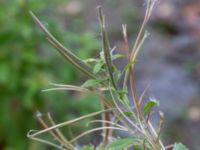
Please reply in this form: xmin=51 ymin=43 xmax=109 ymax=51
xmin=123 ymin=111 xmax=134 ymax=117
xmin=84 ymin=58 xmax=99 ymax=63
xmin=93 ymin=61 xmax=104 ymax=74
xmin=81 ymin=79 xmax=103 ymax=88
xmin=133 ymin=145 xmax=145 ymax=150
xmin=82 ymin=146 xmax=93 ymax=150
xmin=42 ymin=83 xmax=90 ymax=93
xmin=124 ymin=60 xmax=137 ymax=71
xmin=111 ymin=54 xmax=125 ymax=60
xmin=106 ymin=138 xmax=135 ymax=149
xmin=143 ymin=98 xmax=159 ymax=115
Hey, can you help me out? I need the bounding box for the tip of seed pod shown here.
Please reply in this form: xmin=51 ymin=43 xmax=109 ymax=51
xmin=96 ymin=5 xmax=102 ymax=10
xmin=159 ymin=111 xmax=164 ymax=118
xmin=35 ymin=110 xmax=42 ymax=118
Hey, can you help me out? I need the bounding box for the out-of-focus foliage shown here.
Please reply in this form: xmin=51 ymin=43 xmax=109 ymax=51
xmin=0 ymin=0 xmax=101 ymax=149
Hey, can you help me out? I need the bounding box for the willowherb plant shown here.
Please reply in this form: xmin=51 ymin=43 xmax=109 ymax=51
xmin=28 ymin=0 xmax=188 ymax=150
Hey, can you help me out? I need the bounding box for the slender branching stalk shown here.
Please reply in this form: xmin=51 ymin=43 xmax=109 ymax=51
xmin=28 ymin=0 xmax=188 ymax=149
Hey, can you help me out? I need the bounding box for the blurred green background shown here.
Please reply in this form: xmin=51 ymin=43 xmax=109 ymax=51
xmin=0 ymin=0 xmax=200 ymax=149
xmin=0 ymin=0 xmax=102 ymax=149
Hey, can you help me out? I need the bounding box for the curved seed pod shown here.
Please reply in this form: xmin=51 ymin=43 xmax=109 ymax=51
xmin=97 ymin=6 xmax=117 ymax=89
xmin=30 ymin=11 xmax=97 ymax=79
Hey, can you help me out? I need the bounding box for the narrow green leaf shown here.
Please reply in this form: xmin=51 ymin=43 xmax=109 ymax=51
xmin=123 ymin=111 xmax=134 ymax=117
xmin=120 ymin=94 xmax=132 ymax=110
xmin=124 ymin=60 xmax=137 ymax=71
xmin=117 ymin=89 xmax=128 ymax=95
xmin=106 ymin=138 xmax=135 ymax=149
xmin=133 ymin=145 xmax=145 ymax=150
xmin=111 ymin=54 xmax=125 ymax=60
xmin=93 ymin=61 xmax=104 ymax=74
xmin=112 ymin=66 xmax=122 ymax=81
xmin=99 ymin=87 xmax=115 ymax=91
xmin=43 ymin=83 xmax=90 ymax=93
xmin=82 ymin=146 xmax=93 ymax=150
xmin=106 ymin=139 xmax=132 ymax=149
xmin=173 ymin=143 xmax=188 ymax=150
xmin=143 ymin=98 xmax=159 ymax=115
xmin=84 ymin=58 xmax=99 ymax=63
xmin=98 ymin=6 xmax=117 ymax=89
xmin=30 ymin=11 xmax=97 ymax=79
xmin=81 ymin=79 xmax=103 ymax=88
